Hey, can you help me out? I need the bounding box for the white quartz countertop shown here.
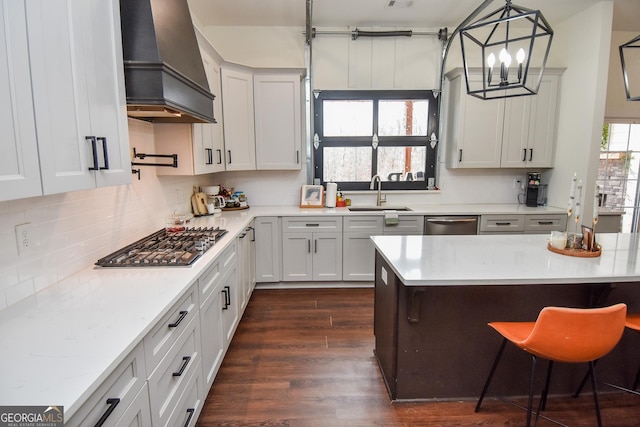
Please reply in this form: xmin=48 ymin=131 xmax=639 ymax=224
xmin=371 ymin=233 xmax=640 ymax=286
xmin=0 ymin=203 xmax=566 ymax=417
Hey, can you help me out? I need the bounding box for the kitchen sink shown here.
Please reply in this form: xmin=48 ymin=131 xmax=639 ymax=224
xmin=348 ymin=206 xmax=412 ymax=211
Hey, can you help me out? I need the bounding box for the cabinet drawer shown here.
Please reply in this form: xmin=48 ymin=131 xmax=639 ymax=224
xmin=66 ymin=342 xmax=146 ymax=427
xmin=524 ymin=214 xmax=567 ymax=233
xmin=148 ymin=315 xmax=201 ymax=427
xmin=166 ymin=362 xmax=204 ymax=427
xmin=198 ymin=243 xmax=236 ymax=305
xmin=480 ymin=215 xmax=525 ymax=233
xmin=383 ymin=215 xmax=424 ymax=235
xmin=144 ymin=286 xmax=198 ymax=372
xmin=282 ymin=216 xmax=342 ymax=233
xmin=344 ymin=216 xmax=383 ymax=233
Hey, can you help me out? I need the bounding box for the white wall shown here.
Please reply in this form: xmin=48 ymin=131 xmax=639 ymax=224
xmin=0 ymin=120 xmax=212 ymax=310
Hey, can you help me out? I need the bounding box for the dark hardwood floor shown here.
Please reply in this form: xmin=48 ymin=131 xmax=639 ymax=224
xmin=197 ymin=288 xmax=640 ymax=426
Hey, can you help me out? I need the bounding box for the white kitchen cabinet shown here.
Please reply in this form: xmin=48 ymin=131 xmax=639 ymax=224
xmin=237 ymin=222 xmax=256 ymax=313
xmin=383 ymin=215 xmax=425 ymax=235
xmin=255 ymin=217 xmax=282 ymax=283
xmin=221 ymin=265 xmax=240 ymax=346
xmin=254 ymin=73 xmax=303 ymax=170
xmin=500 ymin=74 xmax=561 ymax=168
xmin=523 ymin=213 xmax=567 ymax=234
xmin=445 ymin=68 xmax=562 ymax=169
xmin=281 ymin=217 xmax=343 ymax=281
xmin=480 ymin=213 xmax=567 ymax=234
xmin=25 ymin=0 xmax=131 ymax=195
xmin=221 ymin=66 xmax=256 ymax=171
xmin=0 ymin=0 xmax=41 ymax=201
xmin=343 ymin=216 xmax=384 ymax=281
xmin=155 ymin=45 xmax=225 ymax=176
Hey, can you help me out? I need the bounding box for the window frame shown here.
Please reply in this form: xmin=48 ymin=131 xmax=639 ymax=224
xmin=313 ymin=90 xmax=439 ymax=191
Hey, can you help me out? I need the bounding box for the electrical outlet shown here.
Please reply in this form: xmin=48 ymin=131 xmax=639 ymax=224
xmin=15 ymin=223 xmax=32 ymax=255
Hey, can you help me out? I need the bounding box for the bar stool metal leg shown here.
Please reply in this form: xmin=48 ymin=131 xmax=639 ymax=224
xmin=475 ymin=338 xmax=507 ymax=413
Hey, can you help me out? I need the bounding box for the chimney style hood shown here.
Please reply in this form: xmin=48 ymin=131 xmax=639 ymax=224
xmin=119 ymin=0 xmax=215 ymax=123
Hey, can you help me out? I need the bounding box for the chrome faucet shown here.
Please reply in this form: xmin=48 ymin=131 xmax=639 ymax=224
xmin=370 ymin=175 xmax=385 ymax=206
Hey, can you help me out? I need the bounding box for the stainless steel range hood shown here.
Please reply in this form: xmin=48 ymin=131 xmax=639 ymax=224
xmin=119 ymin=0 xmax=215 ymax=123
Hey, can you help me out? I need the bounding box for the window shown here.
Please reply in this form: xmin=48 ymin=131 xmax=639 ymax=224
xmin=313 ymin=90 xmax=439 ymax=190
xmin=598 ymin=122 xmax=640 ymax=232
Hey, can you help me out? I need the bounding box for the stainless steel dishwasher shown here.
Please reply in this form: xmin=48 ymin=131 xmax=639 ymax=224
xmin=424 ymin=216 xmax=478 ymax=235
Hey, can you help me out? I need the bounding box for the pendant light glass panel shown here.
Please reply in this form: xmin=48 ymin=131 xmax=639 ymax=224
xmin=459 ymin=2 xmax=553 ymax=100
xmin=620 ymin=35 xmax=640 ymax=101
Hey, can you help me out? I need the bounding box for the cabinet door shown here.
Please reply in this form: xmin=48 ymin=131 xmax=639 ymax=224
xmin=221 ymin=266 xmax=239 ymax=347
xmin=500 ymin=96 xmax=531 ymax=168
xmin=199 ymin=287 xmax=225 ymax=391
xmin=0 ymin=0 xmax=41 ymax=201
xmin=27 ymin=0 xmax=130 ymax=194
xmin=281 ymin=232 xmax=313 ymax=281
xmin=254 ymin=73 xmax=302 ymax=170
xmin=525 ymin=75 xmax=559 ymax=168
xmin=446 ymin=73 xmax=504 ymax=168
xmin=312 ymin=232 xmax=343 ymax=281
xmin=221 ymin=67 xmax=256 ymax=171
xmin=343 ymin=233 xmax=377 ymax=281
xmin=255 ymin=217 xmax=281 ymax=282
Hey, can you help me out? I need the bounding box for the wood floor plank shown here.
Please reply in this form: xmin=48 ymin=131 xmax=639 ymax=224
xmin=196 ymin=288 xmax=640 ymax=426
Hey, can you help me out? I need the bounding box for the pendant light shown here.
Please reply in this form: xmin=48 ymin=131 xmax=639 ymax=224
xmin=459 ymin=0 xmax=553 ymax=100
xmin=620 ymin=35 xmax=640 ymax=101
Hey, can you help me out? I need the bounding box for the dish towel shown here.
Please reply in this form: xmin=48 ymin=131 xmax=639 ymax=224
xmin=384 ymin=210 xmax=399 ymax=225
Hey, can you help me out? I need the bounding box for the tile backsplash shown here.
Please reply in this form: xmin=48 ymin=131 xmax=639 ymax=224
xmin=0 ymin=119 xmax=211 ymax=310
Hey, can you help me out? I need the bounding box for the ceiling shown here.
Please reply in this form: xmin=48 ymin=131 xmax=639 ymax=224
xmin=187 ymin=0 xmax=640 ymax=32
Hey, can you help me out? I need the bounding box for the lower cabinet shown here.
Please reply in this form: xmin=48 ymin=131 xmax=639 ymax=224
xmin=383 ymin=215 xmax=424 ymax=235
xmin=237 ymin=222 xmax=256 ymax=312
xmin=480 ymin=213 xmax=567 ymax=234
xmin=255 ymin=217 xmax=281 ymax=282
xmin=343 ymin=216 xmax=384 ymax=281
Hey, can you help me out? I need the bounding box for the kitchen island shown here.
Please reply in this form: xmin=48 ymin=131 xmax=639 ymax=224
xmin=371 ymin=233 xmax=640 ymax=401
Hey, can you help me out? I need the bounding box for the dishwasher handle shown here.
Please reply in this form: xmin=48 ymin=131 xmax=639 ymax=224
xmin=426 ymin=218 xmax=477 ymax=224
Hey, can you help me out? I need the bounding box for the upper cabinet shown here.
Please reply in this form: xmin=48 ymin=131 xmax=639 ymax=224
xmin=221 ymin=66 xmax=257 ymax=171
xmin=445 ymin=68 xmax=563 ymax=169
xmin=254 ymin=73 xmax=302 ymax=170
xmin=0 ymin=0 xmax=131 ymax=202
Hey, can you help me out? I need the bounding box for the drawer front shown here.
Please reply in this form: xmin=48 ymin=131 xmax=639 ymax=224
xmin=66 ymin=343 xmax=146 ymax=427
xmin=115 ymin=383 xmax=152 ymax=427
xmin=166 ymin=363 xmax=204 ymax=427
xmin=344 ymin=216 xmax=383 ymax=233
xmin=198 ymin=243 xmax=236 ymax=306
xmin=524 ymin=214 xmax=567 ymax=233
xmin=480 ymin=215 xmax=525 ymax=233
xmin=148 ymin=314 xmax=201 ymax=427
xmin=144 ymin=286 xmax=198 ymax=372
xmin=383 ymin=215 xmax=424 ymax=235
xmin=282 ymin=216 xmax=342 ymax=233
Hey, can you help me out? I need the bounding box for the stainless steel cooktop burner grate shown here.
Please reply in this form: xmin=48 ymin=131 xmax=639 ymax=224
xmin=95 ymin=227 xmax=228 ymax=267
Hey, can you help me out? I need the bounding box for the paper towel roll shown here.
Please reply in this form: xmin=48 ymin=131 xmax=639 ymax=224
xmin=325 ymin=182 xmax=337 ymax=207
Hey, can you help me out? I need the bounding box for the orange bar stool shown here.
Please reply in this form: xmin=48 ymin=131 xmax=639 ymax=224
xmin=475 ymin=303 xmax=627 ymax=427
xmin=626 ymin=313 xmax=640 ymax=390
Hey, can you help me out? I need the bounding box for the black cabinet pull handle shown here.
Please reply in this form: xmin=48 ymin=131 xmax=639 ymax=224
xmin=97 ymin=137 xmax=109 ymax=170
xmin=296 ymin=150 xmax=300 ymax=164
xmin=217 ymin=149 xmax=223 ymax=164
xmin=538 ymin=221 xmax=553 ymax=225
xmin=529 ymin=148 xmax=533 ymax=161
xmin=307 ymin=239 xmax=311 ymax=253
xmin=522 ymin=148 xmax=527 ymax=162
xmin=495 ymin=222 xmax=511 ymax=226
xmin=224 ymin=285 xmax=230 ymax=307
xmin=168 ymin=310 xmax=188 ymax=328
xmin=172 ymin=356 xmax=191 ymax=377
xmin=227 ymin=150 xmax=232 ymax=164
xmin=94 ymin=398 xmax=120 ymax=427
xmin=314 ymin=239 xmax=317 ymax=253
xmin=459 ymin=149 xmax=462 ymax=162
xmin=183 ymin=408 xmax=195 ymax=427
xmin=306 ymin=223 xmax=320 ymax=227
xmin=205 ymin=148 xmax=213 ymax=165
xmin=86 ymin=136 xmax=99 ymax=171
xmin=239 ymin=233 xmax=246 ymax=239
xmin=221 ymin=288 xmax=228 ymax=310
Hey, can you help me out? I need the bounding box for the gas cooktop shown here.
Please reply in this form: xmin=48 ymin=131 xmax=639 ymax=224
xmin=95 ymin=227 xmax=228 ymax=267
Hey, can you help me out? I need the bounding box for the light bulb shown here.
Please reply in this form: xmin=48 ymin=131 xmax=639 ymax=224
xmin=499 ymin=48 xmax=508 ymax=63
xmin=516 ymin=48 xmax=526 ymax=64
xmin=487 ymin=53 xmax=496 ymax=68
xmin=503 ymin=51 xmax=512 ymax=68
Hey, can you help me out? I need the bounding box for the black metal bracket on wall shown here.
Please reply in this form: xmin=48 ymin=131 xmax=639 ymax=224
xmin=130 ymin=147 xmax=178 ymax=180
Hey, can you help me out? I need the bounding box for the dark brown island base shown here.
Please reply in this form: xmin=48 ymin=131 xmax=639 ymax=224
xmin=371 ymin=234 xmax=640 ymax=401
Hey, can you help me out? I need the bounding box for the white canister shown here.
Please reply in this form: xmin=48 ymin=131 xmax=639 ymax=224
xmin=325 ymin=182 xmax=337 ymax=208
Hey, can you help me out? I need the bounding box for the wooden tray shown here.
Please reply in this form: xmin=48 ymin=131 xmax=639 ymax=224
xmin=547 ymin=242 xmax=602 ymax=258
xmin=221 ymin=205 xmax=250 ymax=211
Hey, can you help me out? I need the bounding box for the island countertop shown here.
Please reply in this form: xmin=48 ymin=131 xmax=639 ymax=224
xmin=371 ymin=233 xmax=640 ymax=286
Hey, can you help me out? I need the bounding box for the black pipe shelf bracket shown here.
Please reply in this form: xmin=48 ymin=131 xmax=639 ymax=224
xmin=130 ymin=147 xmax=178 ymax=180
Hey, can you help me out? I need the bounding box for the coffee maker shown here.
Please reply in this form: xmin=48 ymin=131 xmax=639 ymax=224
xmin=525 ymin=172 xmax=541 ymax=207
